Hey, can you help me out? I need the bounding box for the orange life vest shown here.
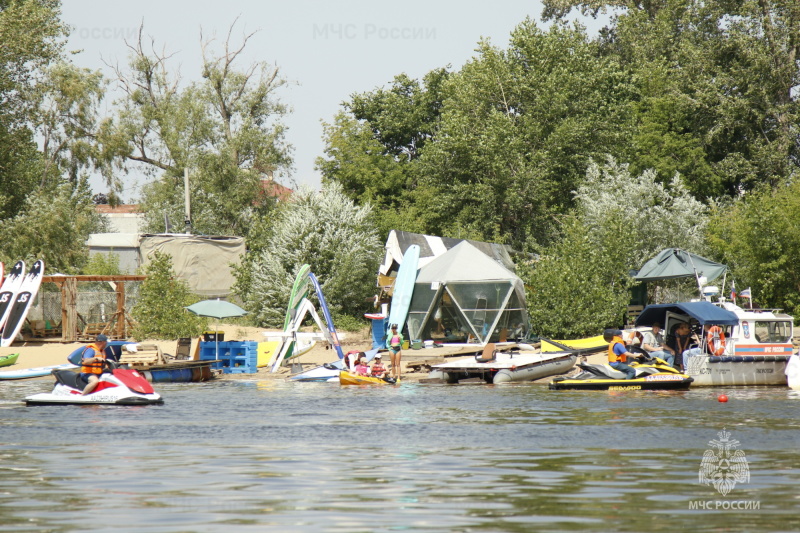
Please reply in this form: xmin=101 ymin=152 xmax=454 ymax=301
xmin=706 ymin=326 xmax=726 ymax=356
xmin=608 ymin=336 xmax=627 ymax=363
xmin=79 ymin=343 xmax=105 ymax=374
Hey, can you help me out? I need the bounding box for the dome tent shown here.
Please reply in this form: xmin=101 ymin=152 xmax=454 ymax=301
xmin=406 ymin=241 xmax=528 ymax=344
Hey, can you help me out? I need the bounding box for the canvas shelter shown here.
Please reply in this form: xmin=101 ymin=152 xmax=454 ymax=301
xmin=635 ymin=248 xmax=727 ymax=283
xmin=138 ymin=234 xmax=245 ymax=298
xmin=406 ymin=241 xmax=528 ymax=344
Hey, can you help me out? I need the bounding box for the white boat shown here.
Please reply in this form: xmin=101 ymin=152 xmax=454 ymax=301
xmin=429 ymin=346 xmax=577 ymax=384
xmin=636 ymin=301 xmax=794 ymax=386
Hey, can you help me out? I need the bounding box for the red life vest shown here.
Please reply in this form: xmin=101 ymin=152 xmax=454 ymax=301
xmin=80 ymin=343 xmax=105 ymax=374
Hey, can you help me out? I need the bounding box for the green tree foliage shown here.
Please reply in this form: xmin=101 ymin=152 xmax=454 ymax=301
xmin=0 ymin=178 xmax=101 ymax=272
xmin=707 ymin=181 xmax=800 ymax=315
xmin=317 ymin=69 xmax=449 ymax=237
xmin=34 ymin=61 xmax=106 ymax=187
xmin=524 ymin=157 xmax=707 ymax=337
xmin=131 ymin=251 xmax=206 ymax=339
xmin=0 ymin=0 xmax=69 ymax=220
xmin=523 ymin=216 xmax=633 ymax=338
xmin=82 ymin=252 xmax=121 ymax=276
xmin=97 ymin=23 xmax=292 ymax=237
xmin=234 ymin=182 xmax=383 ymax=327
xmin=545 ymin=0 xmax=800 ymax=197
xmin=322 ymin=21 xmax=636 ymax=249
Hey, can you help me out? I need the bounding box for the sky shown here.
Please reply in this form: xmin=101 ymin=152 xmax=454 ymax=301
xmin=60 ymin=1 xmax=594 ymax=201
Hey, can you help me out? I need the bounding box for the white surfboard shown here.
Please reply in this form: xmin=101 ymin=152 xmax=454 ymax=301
xmin=1 ymin=260 xmax=44 ymax=347
xmin=0 ymin=261 xmax=25 ymax=334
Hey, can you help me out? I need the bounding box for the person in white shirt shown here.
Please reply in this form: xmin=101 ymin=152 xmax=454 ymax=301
xmin=642 ymin=322 xmax=675 ymax=367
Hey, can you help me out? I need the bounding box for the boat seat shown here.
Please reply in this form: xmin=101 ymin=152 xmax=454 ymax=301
xmin=581 ymin=363 xmax=629 ymax=380
xmin=475 ymin=343 xmax=497 ymax=363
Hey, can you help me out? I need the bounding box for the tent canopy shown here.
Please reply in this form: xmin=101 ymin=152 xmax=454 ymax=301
xmin=635 ymin=248 xmax=727 ymax=282
xmin=635 ymin=301 xmax=739 ymax=326
xmin=406 ymin=242 xmax=528 ymax=344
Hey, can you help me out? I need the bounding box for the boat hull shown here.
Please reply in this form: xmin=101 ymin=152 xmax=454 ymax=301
xmin=685 ymin=354 xmax=789 ymax=386
xmin=0 ymin=353 xmax=19 ymax=368
xmin=24 ymin=384 xmax=164 ymax=406
xmin=339 ymin=371 xmax=396 ymax=386
xmin=549 ymin=374 xmax=694 ymax=391
xmin=431 ymin=352 xmax=577 ymax=384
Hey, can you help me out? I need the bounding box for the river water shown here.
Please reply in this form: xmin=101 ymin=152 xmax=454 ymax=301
xmin=1 ymin=377 xmax=799 ymax=532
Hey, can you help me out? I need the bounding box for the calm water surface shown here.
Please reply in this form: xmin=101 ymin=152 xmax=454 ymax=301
xmin=1 ymin=377 xmax=800 ymax=532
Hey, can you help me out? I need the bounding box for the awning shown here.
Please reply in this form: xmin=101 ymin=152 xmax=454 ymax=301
xmin=635 ymin=301 xmax=739 ymax=326
xmin=635 ymin=248 xmax=727 ymax=282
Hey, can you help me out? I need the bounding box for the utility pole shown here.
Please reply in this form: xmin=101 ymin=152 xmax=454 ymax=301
xmin=184 ymin=167 xmax=192 ymax=234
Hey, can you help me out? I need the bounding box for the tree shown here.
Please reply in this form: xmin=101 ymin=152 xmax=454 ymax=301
xmin=0 ymin=178 xmax=102 ymax=273
xmin=0 ymin=0 xmax=69 ymax=220
xmin=33 ymin=61 xmax=105 ymax=187
xmin=524 ymin=157 xmax=708 ymax=337
xmin=543 ymin=0 xmax=800 ymax=197
xmin=706 ymin=181 xmax=800 ymax=315
xmin=317 ymin=69 xmax=449 ymax=237
xmin=97 ymin=22 xmax=292 ymax=238
xmin=131 ymin=251 xmax=206 ymax=339
xmin=234 ymin=182 xmax=383 ymax=327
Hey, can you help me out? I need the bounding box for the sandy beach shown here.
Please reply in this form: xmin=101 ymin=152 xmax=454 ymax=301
xmin=0 ymin=324 xmax=608 ymax=385
xmin=0 ymin=324 xmax=429 ymax=382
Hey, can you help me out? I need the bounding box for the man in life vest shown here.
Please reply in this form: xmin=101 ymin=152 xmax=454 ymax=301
xmin=80 ymin=334 xmax=109 ymax=395
xmin=608 ymin=329 xmax=637 ymax=379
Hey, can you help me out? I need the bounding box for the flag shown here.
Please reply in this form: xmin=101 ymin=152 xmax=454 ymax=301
xmin=730 ymin=281 xmax=737 ymax=300
xmin=740 ymin=288 xmax=752 ymax=299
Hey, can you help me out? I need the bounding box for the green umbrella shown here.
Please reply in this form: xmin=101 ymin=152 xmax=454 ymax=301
xmin=185 ymin=299 xmax=248 ymax=360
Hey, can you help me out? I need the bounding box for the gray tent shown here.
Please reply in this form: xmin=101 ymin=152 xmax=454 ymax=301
xmin=635 ymin=248 xmax=727 ymax=282
xmin=406 ymin=241 xmax=528 ymax=344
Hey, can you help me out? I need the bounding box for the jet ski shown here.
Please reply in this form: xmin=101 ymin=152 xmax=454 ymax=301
xmin=25 ymin=362 xmax=164 ymax=406
xmin=549 ymin=353 xmax=693 ymax=391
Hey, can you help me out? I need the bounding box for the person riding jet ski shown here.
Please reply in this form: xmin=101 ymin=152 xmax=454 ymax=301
xmin=79 ymin=334 xmax=109 ymax=395
xmin=608 ymin=329 xmax=636 ymax=379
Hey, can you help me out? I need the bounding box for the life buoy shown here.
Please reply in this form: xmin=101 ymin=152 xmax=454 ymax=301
xmin=706 ymin=326 xmax=726 ymax=356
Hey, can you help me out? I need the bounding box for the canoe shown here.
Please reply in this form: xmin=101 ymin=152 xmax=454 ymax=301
xmin=0 ymin=353 xmax=19 ymax=368
xmin=339 ymin=371 xmax=398 ymax=386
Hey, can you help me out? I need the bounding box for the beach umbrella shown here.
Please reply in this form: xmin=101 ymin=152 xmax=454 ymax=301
xmin=185 ymin=299 xmax=248 ymax=360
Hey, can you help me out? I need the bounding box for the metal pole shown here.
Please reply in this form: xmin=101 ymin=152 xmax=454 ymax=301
xmin=184 ymin=167 xmax=192 ymax=234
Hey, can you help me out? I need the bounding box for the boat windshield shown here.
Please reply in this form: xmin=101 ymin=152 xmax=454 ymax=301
xmin=753 ymin=321 xmax=792 ymax=343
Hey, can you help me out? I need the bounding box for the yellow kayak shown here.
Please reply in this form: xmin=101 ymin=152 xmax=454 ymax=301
xmin=541 ymin=335 xmax=606 ymax=353
xmin=339 ymin=371 xmax=398 ymax=386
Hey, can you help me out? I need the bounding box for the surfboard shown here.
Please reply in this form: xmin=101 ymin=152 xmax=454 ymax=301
xmin=1 ymin=260 xmax=44 ymax=347
xmin=0 ymin=261 xmax=25 ymax=333
xmin=387 ymin=245 xmax=420 ymax=335
xmin=308 ymin=272 xmax=345 ymax=360
xmin=0 ymin=362 xmax=77 ymax=380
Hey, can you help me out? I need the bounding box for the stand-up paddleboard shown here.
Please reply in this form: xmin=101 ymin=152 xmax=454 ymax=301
xmin=308 ymin=272 xmax=345 ymax=360
xmin=0 ymin=362 xmax=77 ymax=380
xmin=387 ymin=245 xmax=420 ymax=335
xmin=1 ymin=260 xmax=44 ymax=347
xmin=0 ymin=261 xmax=25 ymax=333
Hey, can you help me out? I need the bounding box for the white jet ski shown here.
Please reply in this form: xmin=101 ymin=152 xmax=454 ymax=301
xmin=25 ymin=363 xmax=164 ymax=406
